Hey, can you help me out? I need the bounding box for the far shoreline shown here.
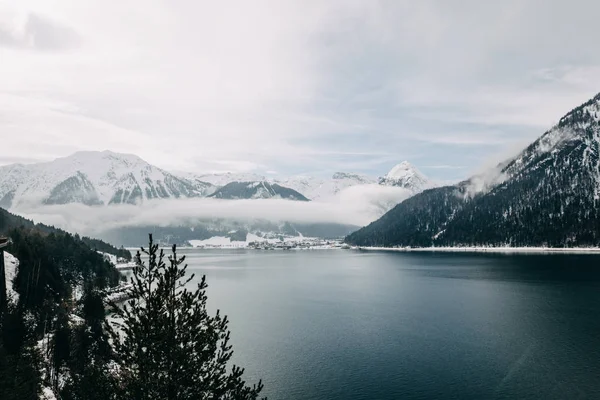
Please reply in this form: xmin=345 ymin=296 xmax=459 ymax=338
xmin=353 ymin=246 xmax=600 ymax=255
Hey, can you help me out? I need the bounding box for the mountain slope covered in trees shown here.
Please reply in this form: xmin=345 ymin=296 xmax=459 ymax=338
xmin=0 ymin=211 xmax=263 ymax=399
xmin=208 ymin=181 xmax=310 ymax=200
xmin=0 ymin=206 xmax=131 ymax=260
xmin=346 ymin=92 xmax=600 ymax=248
xmin=0 ymin=206 xmax=128 ymax=398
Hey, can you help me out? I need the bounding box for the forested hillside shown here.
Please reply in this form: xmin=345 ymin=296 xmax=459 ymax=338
xmin=346 ymin=92 xmax=600 ymax=248
xmin=0 ymin=207 xmax=263 ymax=399
xmin=0 ymin=206 xmax=126 ymax=398
xmin=0 ymin=206 xmax=131 ymax=260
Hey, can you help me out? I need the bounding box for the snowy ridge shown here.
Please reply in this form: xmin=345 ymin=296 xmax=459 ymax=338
xmin=500 ymin=93 xmax=600 ymax=190
xmin=346 ymin=91 xmax=600 ymax=248
xmin=0 ymin=151 xmax=214 ymax=207
xmin=279 ymin=172 xmax=376 ymax=201
xmin=187 ymin=171 xmax=266 ymax=186
xmin=276 ymin=165 xmax=430 ymax=201
xmin=378 ymin=161 xmax=431 ymax=192
xmin=0 ymin=150 xmax=433 ymax=207
xmin=208 ymin=181 xmax=309 ymax=201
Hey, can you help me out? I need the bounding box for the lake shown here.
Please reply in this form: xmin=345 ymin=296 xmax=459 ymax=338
xmin=176 ymin=249 xmax=600 ymax=399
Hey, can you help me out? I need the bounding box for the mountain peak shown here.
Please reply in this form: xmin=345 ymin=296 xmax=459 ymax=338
xmin=558 ymin=91 xmax=600 ymax=128
xmin=65 ymin=150 xmax=147 ymax=165
xmin=0 ymin=150 xmax=213 ymax=207
xmin=347 ymin=92 xmax=600 ymax=248
xmin=385 ymin=161 xmax=420 ymax=179
xmin=379 ymin=162 xmax=430 ymax=192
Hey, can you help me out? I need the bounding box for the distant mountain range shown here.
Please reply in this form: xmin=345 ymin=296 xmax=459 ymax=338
xmin=209 ymin=181 xmax=309 ymax=201
xmin=377 ymin=161 xmax=431 ymax=191
xmin=0 ymin=151 xmax=214 ymax=207
xmin=0 ymin=152 xmax=432 ymax=207
xmin=346 ymin=92 xmax=600 ymax=248
xmin=0 ymin=150 xmax=434 ymax=245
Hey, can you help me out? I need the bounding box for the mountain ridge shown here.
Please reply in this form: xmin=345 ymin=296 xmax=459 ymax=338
xmin=346 ymin=92 xmax=600 ymax=248
xmin=0 ymin=150 xmax=215 ymax=207
xmin=378 ymin=161 xmax=432 ymax=192
xmin=0 ymin=205 xmax=131 ymax=260
xmin=208 ymin=181 xmax=310 ymax=201
xmin=0 ymin=151 xmax=433 ymax=206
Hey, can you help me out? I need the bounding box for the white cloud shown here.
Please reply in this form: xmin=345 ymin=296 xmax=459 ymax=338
xmin=12 ymin=184 xmax=412 ymax=236
xmin=1 ymin=0 xmax=600 ymax=181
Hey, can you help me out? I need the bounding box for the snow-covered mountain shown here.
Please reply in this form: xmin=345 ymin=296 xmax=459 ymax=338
xmin=347 ymin=92 xmax=600 ymax=248
xmin=185 ymin=171 xmax=266 ymax=187
xmin=0 ymin=151 xmax=215 ymax=207
xmin=378 ymin=161 xmax=432 ymax=192
xmin=0 ymin=148 xmax=432 ymax=209
xmin=278 ymin=172 xmax=376 ymax=201
xmin=278 ymin=165 xmax=431 ymax=201
xmin=208 ymin=181 xmax=309 ymax=201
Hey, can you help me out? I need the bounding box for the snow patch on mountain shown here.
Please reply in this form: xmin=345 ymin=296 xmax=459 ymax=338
xmin=346 ymin=92 xmax=600 ymax=248
xmin=0 ymin=151 xmax=214 ymax=207
xmin=378 ymin=161 xmax=431 ymax=192
xmin=4 ymin=251 xmax=19 ymax=301
xmin=189 ymin=172 xmax=266 ymax=186
xmin=279 ymin=172 xmax=376 ymax=201
xmin=1 ymin=149 xmax=436 ymax=239
xmin=209 ymin=181 xmax=309 ymax=201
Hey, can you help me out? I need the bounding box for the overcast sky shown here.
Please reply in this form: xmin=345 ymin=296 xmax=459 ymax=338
xmin=2 ymin=0 xmax=600 ymax=181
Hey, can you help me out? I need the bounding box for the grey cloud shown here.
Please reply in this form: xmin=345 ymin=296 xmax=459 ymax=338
xmin=2 ymin=1 xmax=600 ymax=183
xmin=12 ymin=185 xmax=412 ymax=236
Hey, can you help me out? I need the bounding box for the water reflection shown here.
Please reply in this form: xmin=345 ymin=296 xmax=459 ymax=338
xmin=174 ymin=249 xmax=600 ymax=399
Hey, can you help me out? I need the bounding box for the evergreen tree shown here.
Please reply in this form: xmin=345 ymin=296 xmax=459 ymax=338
xmin=0 ymin=301 xmax=42 ymax=400
xmin=106 ymin=234 xmax=265 ymax=400
xmin=62 ymin=287 xmax=115 ymax=400
xmin=51 ymin=305 xmax=71 ymax=388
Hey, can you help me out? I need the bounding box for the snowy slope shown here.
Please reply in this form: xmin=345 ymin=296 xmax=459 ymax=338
xmin=378 ymin=161 xmax=432 ymax=192
xmin=4 ymin=251 xmax=19 ymax=301
xmin=0 ymin=150 xmax=433 ymax=207
xmin=281 ymin=166 xmax=430 ymax=201
xmin=187 ymin=172 xmax=266 ymax=186
xmin=0 ymin=151 xmax=215 ymax=207
xmin=279 ymin=172 xmax=376 ymax=201
xmin=347 ymin=92 xmax=600 ymax=248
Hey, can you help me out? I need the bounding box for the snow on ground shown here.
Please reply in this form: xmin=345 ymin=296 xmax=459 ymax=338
xmin=246 ymin=233 xmax=285 ymax=243
xmin=98 ymin=251 xmax=117 ymax=265
xmin=189 ymin=236 xmax=248 ymax=248
xmin=105 ymin=283 xmax=135 ymax=303
xmin=189 ymin=233 xmax=322 ymax=248
xmin=40 ymin=387 xmax=57 ymax=400
xmin=354 ymin=246 xmax=600 ymax=254
xmin=4 ymin=251 xmax=19 ymax=301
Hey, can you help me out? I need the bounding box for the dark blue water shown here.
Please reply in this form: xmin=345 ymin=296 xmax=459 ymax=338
xmin=180 ymin=249 xmax=600 ymax=399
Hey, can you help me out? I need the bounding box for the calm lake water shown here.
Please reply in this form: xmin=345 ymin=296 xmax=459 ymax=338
xmin=177 ymin=249 xmax=600 ymax=400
